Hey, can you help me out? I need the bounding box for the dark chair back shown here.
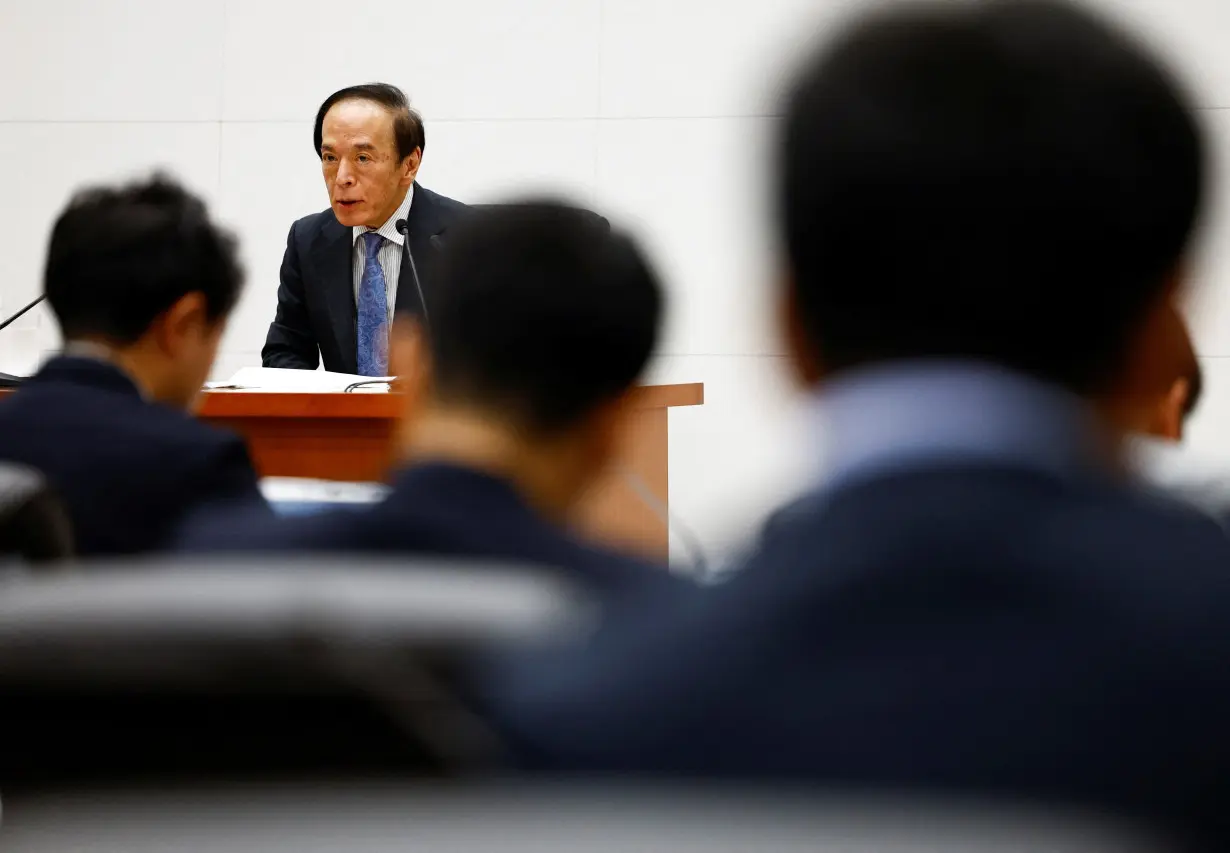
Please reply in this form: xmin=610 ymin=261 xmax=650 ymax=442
xmin=0 ymin=462 xmax=72 ymax=562
xmin=0 ymin=558 xmax=590 ymax=791
xmin=0 ymin=784 xmax=1179 ymax=852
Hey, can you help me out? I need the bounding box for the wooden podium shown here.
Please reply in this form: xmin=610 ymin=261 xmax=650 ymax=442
xmin=197 ymin=383 xmax=703 ymax=560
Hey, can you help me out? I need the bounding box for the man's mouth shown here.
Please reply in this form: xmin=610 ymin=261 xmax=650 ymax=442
xmin=337 ymin=199 xmax=360 ymax=208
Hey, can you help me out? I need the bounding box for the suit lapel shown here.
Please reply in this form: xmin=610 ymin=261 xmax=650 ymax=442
xmin=309 ymin=214 xmax=358 ymax=374
xmin=396 ymin=183 xmax=445 ymax=315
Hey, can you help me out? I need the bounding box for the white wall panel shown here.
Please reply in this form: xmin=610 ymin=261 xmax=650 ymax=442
xmin=599 ymin=0 xmax=853 ymax=118
xmin=222 ymin=0 xmax=601 ymax=122
xmin=596 ymin=116 xmax=780 ymax=356
xmin=0 ymin=122 xmax=221 ymax=372
xmin=0 ymin=1 xmax=224 ymax=121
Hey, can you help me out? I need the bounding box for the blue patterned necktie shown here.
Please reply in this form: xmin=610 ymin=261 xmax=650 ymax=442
xmin=356 ymin=231 xmax=389 ymax=376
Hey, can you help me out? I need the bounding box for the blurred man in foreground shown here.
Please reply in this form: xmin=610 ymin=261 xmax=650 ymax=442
xmin=184 ymin=202 xmax=672 ymax=593
xmin=0 ymin=175 xmax=267 ymax=556
xmin=486 ymin=0 xmax=1230 ymax=843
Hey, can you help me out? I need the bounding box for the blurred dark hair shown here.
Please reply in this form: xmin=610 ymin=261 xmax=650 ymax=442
xmin=425 ymin=201 xmax=663 ymax=434
xmin=314 ymin=83 xmax=425 ymax=161
xmin=45 ymin=173 xmax=243 ymax=344
xmin=778 ymin=0 xmax=1204 ymax=394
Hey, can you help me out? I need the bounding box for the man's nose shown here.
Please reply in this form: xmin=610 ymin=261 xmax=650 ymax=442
xmin=335 ymin=161 xmax=357 ymax=187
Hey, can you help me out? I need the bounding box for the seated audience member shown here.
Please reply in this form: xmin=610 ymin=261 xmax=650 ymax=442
xmin=0 ymin=175 xmax=268 ymax=556
xmin=181 ymin=202 xmax=673 ymax=593
xmin=484 ymin=0 xmax=1230 ymax=843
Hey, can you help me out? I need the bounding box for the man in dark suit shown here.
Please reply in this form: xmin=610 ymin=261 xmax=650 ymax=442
xmin=262 ymin=83 xmax=467 ymax=375
xmin=0 ymin=175 xmax=269 ymax=556
xmin=484 ymin=1 xmax=1230 ymax=844
xmin=186 ymin=202 xmax=674 ymax=596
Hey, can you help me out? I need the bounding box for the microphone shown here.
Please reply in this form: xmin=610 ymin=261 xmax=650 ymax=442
xmin=395 ymin=219 xmax=430 ymax=328
xmin=0 ymin=295 xmax=45 ymax=333
xmin=0 ymin=295 xmax=46 ymax=388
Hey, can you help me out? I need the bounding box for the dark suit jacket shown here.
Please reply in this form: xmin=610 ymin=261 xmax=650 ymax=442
xmin=179 ymin=462 xmax=675 ymax=597
xmin=0 ymin=357 xmax=269 ymax=557
xmin=486 ymin=463 xmax=1230 ymax=843
xmin=262 ymin=183 xmax=467 ymax=374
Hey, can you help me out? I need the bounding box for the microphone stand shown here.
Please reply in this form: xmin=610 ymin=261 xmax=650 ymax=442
xmin=0 ymin=295 xmax=46 ymax=388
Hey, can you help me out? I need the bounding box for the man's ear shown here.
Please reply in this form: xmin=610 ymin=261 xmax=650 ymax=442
xmin=389 ymin=316 xmax=432 ymax=458
xmin=1153 ymin=378 xmax=1190 ymax=443
xmin=402 ymin=148 xmax=422 ymax=187
xmin=154 ymin=292 xmax=209 ymax=356
xmin=582 ymin=390 xmax=638 ymax=471
xmin=779 ymin=276 xmax=822 ymax=386
xmin=390 ymin=315 xmax=429 ymax=385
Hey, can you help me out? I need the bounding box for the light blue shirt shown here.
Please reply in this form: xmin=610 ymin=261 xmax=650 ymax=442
xmin=811 ymin=361 xmax=1107 ymax=496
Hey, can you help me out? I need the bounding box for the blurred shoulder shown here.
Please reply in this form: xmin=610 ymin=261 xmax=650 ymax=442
xmin=415 ymin=184 xmax=468 ymax=220
xmin=177 ymin=503 xmax=365 ymax=553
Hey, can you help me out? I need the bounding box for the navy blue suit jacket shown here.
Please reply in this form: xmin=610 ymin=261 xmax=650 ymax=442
xmin=0 ymin=357 xmax=268 ymax=556
xmin=179 ymin=462 xmax=673 ymax=596
xmin=262 ymin=183 xmax=467 ymax=374
xmin=487 ymin=462 xmax=1230 ymax=842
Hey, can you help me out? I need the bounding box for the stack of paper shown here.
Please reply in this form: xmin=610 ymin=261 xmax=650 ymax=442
xmin=205 ymin=367 xmax=394 ymax=393
xmin=260 ymin=477 xmax=389 ymax=505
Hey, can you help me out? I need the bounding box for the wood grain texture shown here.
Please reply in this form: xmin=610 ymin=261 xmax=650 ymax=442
xmin=196 ymin=382 xmax=704 ymax=418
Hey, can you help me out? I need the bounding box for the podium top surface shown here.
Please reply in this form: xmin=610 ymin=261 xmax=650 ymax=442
xmin=197 ymin=382 xmax=704 ymax=419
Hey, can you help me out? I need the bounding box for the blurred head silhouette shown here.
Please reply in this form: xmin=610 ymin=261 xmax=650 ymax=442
xmin=45 ymin=174 xmax=244 ymax=410
xmin=389 ymin=201 xmax=663 ymax=521
xmin=776 ymin=0 xmax=1204 ymax=404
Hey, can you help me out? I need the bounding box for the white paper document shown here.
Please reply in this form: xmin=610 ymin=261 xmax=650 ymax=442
xmin=260 ymin=477 xmax=389 ymax=505
xmin=204 ymin=367 xmax=394 ymax=393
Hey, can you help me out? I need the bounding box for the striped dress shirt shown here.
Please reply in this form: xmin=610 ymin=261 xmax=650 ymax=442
xmin=351 ymin=185 xmax=415 ymax=327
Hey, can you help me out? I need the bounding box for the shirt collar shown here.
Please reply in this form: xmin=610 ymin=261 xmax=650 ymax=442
xmin=57 ymin=342 xmax=149 ymax=401
xmin=811 ymin=360 xmax=1108 ymax=494
xmin=352 ymin=184 xmax=415 ymax=248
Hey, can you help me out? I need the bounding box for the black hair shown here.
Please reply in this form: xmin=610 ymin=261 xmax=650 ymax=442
xmin=314 ymin=83 xmax=425 ymax=161
xmin=778 ymin=0 xmax=1204 ymax=394
xmin=424 ymin=201 xmax=663 ymax=433
xmin=44 ymin=173 xmax=243 ymax=344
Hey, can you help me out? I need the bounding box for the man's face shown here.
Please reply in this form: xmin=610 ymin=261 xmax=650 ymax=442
xmin=321 ymin=99 xmax=418 ymax=228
